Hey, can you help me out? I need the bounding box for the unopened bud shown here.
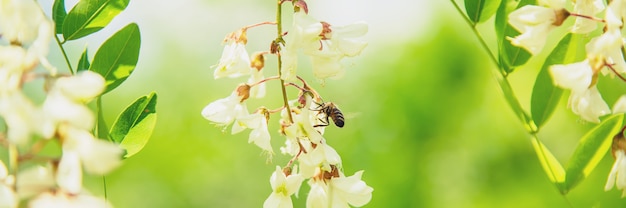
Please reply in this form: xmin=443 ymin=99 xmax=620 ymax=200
xmin=235 ymin=84 xmax=251 ymax=102
xmin=250 ymin=52 xmax=265 ymax=71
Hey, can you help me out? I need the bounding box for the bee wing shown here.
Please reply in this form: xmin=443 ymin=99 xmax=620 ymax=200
xmin=343 ymin=112 xmax=361 ymax=120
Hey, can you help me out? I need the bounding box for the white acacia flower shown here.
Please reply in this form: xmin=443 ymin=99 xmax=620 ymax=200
xmin=568 ymin=86 xmax=610 ymax=122
xmin=586 ymin=30 xmax=625 ymax=74
xmin=550 ymin=60 xmax=593 ymax=93
xmin=15 ymin=165 xmax=55 ymax=199
xmin=0 ymin=91 xmax=41 ymax=145
xmin=507 ymin=2 xmax=566 ymax=54
xmin=329 ymin=171 xmax=373 ymax=208
xmin=550 ymin=60 xmax=610 ymax=122
xmin=42 ymin=71 xmax=106 ymax=137
xmin=310 ymin=51 xmax=344 ymax=80
xmin=306 ymin=180 xmax=329 ymax=208
xmin=607 ymin=0 xmax=626 ymax=28
xmin=232 ymin=112 xmax=273 ymax=153
xmin=571 ymin=0 xmax=604 ymax=34
xmin=319 ymin=21 xmax=368 ymax=58
xmin=298 ymin=143 xmax=342 ymax=179
xmin=0 ymin=0 xmax=55 ymax=72
xmin=263 ymin=166 xmax=304 ymax=208
xmin=280 ymin=11 xmax=323 ymax=82
xmin=57 ymin=127 xmax=123 ymax=194
xmin=214 ymin=42 xmax=251 ymax=79
xmin=0 ymin=161 xmax=16 ymax=208
xmin=201 ymin=93 xmax=248 ymax=127
xmin=30 ymin=191 xmax=112 ymax=208
xmin=606 ymin=150 xmax=626 ymax=197
xmin=0 ymin=45 xmax=30 ymax=91
xmin=282 ymin=107 xmax=324 ymax=144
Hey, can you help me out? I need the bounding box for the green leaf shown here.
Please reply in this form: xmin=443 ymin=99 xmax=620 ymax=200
xmin=53 ymin=0 xmax=67 ymax=34
xmin=465 ymin=0 xmax=501 ymax=24
xmin=90 ymin=23 xmax=141 ymax=94
xmin=531 ymin=34 xmax=586 ymax=129
xmin=495 ymin=0 xmax=535 ymax=73
xmin=531 ymin=136 xmax=566 ymax=192
xmin=564 ymin=114 xmax=624 ymax=193
xmin=109 ymin=92 xmax=157 ymax=158
xmin=62 ymin=0 xmax=130 ymax=41
xmin=77 ymin=47 xmax=90 ymax=72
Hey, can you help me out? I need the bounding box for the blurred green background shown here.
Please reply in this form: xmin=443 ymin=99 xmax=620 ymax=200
xmin=32 ymin=0 xmax=626 ymax=207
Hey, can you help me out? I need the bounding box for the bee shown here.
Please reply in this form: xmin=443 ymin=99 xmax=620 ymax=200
xmin=312 ymin=102 xmax=345 ymax=128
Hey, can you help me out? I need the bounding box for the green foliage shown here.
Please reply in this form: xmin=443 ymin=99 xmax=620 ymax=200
xmin=109 ymin=92 xmax=158 ymax=158
xmin=464 ymin=0 xmax=501 ymax=24
xmin=77 ymin=47 xmax=91 ymax=72
xmin=494 ymin=0 xmax=535 ymax=73
xmin=90 ymin=23 xmax=141 ymax=94
xmin=62 ymin=0 xmax=130 ymax=41
xmin=52 ymin=0 xmax=67 ymax=34
xmin=531 ymin=136 xmax=566 ymax=188
xmin=531 ymin=34 xmax=586 ymax=129
xmin=564 ymin=114 xmax=624 ymax=192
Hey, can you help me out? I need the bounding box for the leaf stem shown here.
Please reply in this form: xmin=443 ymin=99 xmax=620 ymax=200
xmin=450 ymin=0 xmax=537 ymax=133
xmin=277 ymin=0 xmax=294 ymax=123
xmin=450 ymin=0 xmax=501 ymax=76
xmin=54 ymin=35 xmax=75 ymax=75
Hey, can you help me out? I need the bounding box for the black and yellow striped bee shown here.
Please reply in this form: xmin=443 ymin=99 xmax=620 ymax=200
xmin=312 ymin=102 xmax=344 ymax=128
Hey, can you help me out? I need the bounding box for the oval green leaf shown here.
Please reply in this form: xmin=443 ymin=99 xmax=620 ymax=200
xmin=495 ymin=0 xmax=535 ymax=73
xmin=90 ymin=23 xmax=141 ymax=94
xmin=109 ymin=92 xmax=157 ymax=158
xmin=531 ymin=136 xmax=566 ymax=192
xmin=53 ymin=0 xmax=67 ymax=34
xmin=62 ymin=0 xmax=130 ymax=41
xmin=564 ymin=114 xmax=624 ymax=193
xmin=531 ymin=34 xmax=586 ymax=129
xmin=465 ymin=0 xmax=501 ymax=24
xmin=77 ymin=47 xmax=90 ymax=72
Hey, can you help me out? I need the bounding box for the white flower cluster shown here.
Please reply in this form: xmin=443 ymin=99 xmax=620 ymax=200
xmin=508 ymin=0 xmax=626 ymax=123
xmin=0 ymin=1 xmax=123 ymax=207
xmin=508 ymin=0 xmax=626 ymax=197
xmin=202 ymin=1 xmax=372 ymax=207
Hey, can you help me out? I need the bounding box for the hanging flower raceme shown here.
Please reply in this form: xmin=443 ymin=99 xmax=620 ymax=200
xmin=203 ymin=1 xmax=372 ymax=207
xmin=507 ymin=0 xmax=569 ymax=54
